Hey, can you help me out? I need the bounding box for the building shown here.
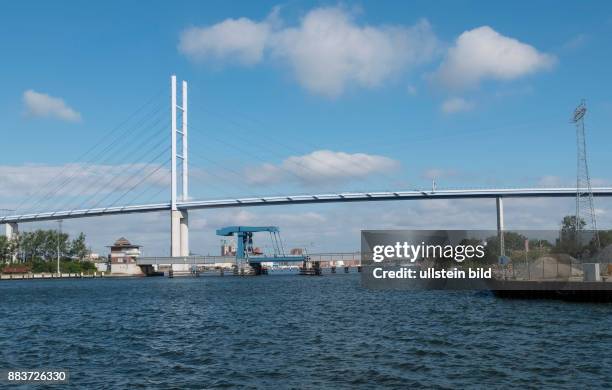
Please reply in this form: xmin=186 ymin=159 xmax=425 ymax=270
xmin=109 ymin=237 xmax=141 ymax=263
xmin=107 ymin=237 xmax=143 ymax=275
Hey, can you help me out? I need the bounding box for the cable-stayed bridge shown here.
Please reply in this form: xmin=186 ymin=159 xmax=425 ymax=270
xmin=3 ymin=76 xmax=612 ymax=257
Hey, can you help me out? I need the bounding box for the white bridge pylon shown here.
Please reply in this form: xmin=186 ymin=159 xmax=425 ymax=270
xmin=171 ymin=75 xmax=189 ymax=257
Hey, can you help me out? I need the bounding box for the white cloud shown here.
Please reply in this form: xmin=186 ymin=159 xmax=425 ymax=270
xmin=537 ymin=175 xmax=566 ymax=187
xmin=441 ymin=97 xmax=474 ymax=114
xmin=179 ymin=17 xmax=271 ymax=65
xmin=0 ymin=163 xmax=169 ymax=205
xmin=192 ymin=209 xmax=327 ymax=230
xmin=269 ymin=9 xmax=438 ymax=97
xmin=435 ymin=26 xmax=555 ymax=89
xmin=179 ymin=6 xmax=440 ymax=97
xmin=246 ymin=150 xmax=399 ymax=186
xmin=23 ymin=90 xmax=81 ymax=122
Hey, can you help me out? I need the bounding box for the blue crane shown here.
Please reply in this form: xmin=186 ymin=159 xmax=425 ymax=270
xmin=216 ymin=226 xmax=308 ymax=274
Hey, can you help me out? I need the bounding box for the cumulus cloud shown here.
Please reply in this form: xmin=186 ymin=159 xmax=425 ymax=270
xmin=179 ymin=17 xmax=271 ymax=65
xmin=434 ymin=26 xmax=555 ymax=89
xmin=269 ymin=9 xmax=438 ymax=97
xmin=23 ymin=90 xmax=81 ymax=122
xmin=179 ymin=6 xmax=439 ymax=97
xmin=192 ymin=209 xmax=327 ymax=231
xmin=0 ymin=163 xmax=169 ymax=206
xmin=246 ymin=150 xmax=399 ymax=186
xmin=440 ymin=97 xmax=474 ymax=114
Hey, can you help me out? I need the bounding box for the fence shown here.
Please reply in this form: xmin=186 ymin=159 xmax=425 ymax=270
xmin=501 ymin=256 xmax=612 ymax=281
xmin=137 ymin=252 xmax=362 ymax=267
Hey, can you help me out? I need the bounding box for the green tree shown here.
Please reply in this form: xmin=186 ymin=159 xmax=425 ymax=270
xmin=561 ymin=215 xmax=586 ymax=232
xmin=17 ymin=229 xmax=80 ymax=262
xmin=555 ymin=215 xmax=590 ymax=258
xmin=528 ymin=239 xmax=553 ymax=250
xmin=0 ymin=235 xmax=8 ymax=262
xmin=70 ymin=233 xmax=88 ymax=261
xmin=481 ymin=232 xmax=531 ymax=263
xmin=597 ymin=230 xmax=612 ymax=248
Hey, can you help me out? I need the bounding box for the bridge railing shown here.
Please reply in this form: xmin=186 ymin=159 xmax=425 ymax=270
xmin=137 ymin=252 xmax=362 ymax=266
xmin=137 ymin=256 xmax=235 ymax=265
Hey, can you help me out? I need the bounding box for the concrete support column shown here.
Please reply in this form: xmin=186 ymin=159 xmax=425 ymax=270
xmin=5 ymin=223 xmax=18 ymax=263
xmin=171 ymin=210 xmax=189 ymax=257
xmin=496 ymin=197 xmax=505 ymax=257
xmin=180 ymin=210 xmax=189 ymax=257
xmin=5 ymin=222 xmax=18 ymax=240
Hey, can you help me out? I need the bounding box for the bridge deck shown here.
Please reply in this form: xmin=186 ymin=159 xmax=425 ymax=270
xmin=137 ymin=253 xmax=360 ymax=265
xmin=3 ymin=187 xmax=612 ymax=224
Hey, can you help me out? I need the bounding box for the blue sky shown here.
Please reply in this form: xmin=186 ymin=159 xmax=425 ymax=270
xmin=2 ymin=1 xmax=612 ymax=254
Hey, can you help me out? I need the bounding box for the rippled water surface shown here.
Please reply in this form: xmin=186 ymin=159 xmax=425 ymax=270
xmin=1 ymin=274 xmax=611 ymax=389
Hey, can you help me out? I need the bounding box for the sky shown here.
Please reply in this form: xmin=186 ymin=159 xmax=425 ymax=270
xmin=2 ymin=1 xmax=612 ymax=255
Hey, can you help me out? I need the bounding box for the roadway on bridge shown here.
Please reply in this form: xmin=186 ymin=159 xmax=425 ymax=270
xmin=3 ymin=187 xmax=612 ymax=224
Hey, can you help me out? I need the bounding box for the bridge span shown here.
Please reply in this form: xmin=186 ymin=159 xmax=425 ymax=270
xmin=4 ymin=187 xmax=612 ymax=260
xmin=3 ymin=76 xmax=610 ymax=258
xmin=3 ymin=187 xmax=612 ymax=224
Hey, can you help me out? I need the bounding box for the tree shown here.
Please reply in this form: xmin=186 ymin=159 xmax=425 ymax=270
xmin=0 ymin=235 xmax=8 ymax=262
xmin=555 ymin=215 xmax=590 ymax=258
xmin=17 ymin=229 xmax=79 ymax=262
xmin=70 ymin=233 xmax=89 ymax=261
xmin=482 ymin=232 xmax=531 ymax=263
xmin=0 ymin=235 xmax=19 ymax=263
xmin=597 ymin=230 xmax=612 ymax=249
xmin=561 ymin=215 xmax=586 ymax=233
xmin=528 ymin=239 xmax=553 ymax=249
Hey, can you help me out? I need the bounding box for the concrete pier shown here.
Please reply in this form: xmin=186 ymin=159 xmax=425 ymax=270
xmin=171 ymin=209 xmax=189 ymax=257
xmin=496 ymin=197 xmax=505 ymax=256
xmin=4 ymin=223 xmax=18 ymax=262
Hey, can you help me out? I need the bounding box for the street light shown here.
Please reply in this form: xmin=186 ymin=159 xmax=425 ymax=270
xmin=56 ymin=220 xmax=63 ymax=276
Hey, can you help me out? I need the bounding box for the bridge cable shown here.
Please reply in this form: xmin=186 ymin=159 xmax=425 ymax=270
xmin=48 ymin=118 xmax=170 ymax=213
xmin=105 ymin=157 xmax=173 ymax=210
xmin=12 ymin=89 xmax=165 ymax=214
xmin=74 ymin=143 xmax=171 ymax=212
xmin=197 ymin=107 xmax=401 ymax=187
xmin=20 ymin=101 xmax=169 ymax=214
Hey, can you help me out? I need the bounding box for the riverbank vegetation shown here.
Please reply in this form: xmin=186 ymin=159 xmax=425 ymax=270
xmin=0 ymin=229 xmax=99 ymax=273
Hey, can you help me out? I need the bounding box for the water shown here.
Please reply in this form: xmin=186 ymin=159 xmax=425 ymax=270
xmin=0 ymin=274 xmax=611 ymax=389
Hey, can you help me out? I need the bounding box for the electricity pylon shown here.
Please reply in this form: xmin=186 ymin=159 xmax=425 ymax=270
xmin=572 ymin=100 xmax=600 ymax=250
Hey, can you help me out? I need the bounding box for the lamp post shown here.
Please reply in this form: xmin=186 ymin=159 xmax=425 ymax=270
xmin=56 ymin=220 xmax=63 ymax=275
